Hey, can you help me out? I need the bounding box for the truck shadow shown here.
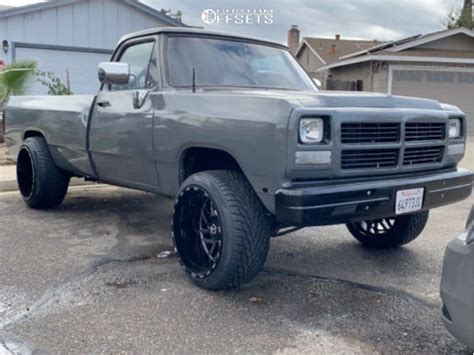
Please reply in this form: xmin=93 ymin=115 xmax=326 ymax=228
xmin=55 ymin=187 xmax=433 ymax=292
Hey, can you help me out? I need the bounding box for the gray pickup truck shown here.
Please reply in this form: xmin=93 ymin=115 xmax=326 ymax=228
xmin=3 ymin=28 xmax=473 ymax=290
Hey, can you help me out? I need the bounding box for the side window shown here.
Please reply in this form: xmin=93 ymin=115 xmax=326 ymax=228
xmin=110 ymin=41 xmax=156 ymax=91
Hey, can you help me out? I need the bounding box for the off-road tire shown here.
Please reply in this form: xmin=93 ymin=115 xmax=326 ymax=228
xmin=346 ymin=211 xmax=429 ymax=249
xmin=17 ymin=136 xmax=70 ymax=209
xmin=172 ymin=170 xmax=271 ymax=291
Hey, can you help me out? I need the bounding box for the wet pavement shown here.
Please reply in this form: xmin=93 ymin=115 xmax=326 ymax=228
xmin=0 ymin=184 xmax=473 ymax=354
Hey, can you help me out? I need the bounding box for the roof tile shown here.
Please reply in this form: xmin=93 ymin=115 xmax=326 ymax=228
xmin=300 ymin=37 xmax=382 ymax=64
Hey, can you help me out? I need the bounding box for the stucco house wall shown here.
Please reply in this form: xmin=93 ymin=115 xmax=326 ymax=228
xmin=298 ymin=45 xmax=324 ymax=78
xmin=418 ymin=33 xmax=474 ymax=51
xmin=326 ymin=62 xmax=372 ymax=91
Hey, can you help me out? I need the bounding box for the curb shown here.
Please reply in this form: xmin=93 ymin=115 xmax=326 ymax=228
xmin=0 ymin=160 xmax=15 ymax=165
xmin=0 ymin=177 xmax=98 ymax=193
xmin=0 ymin=179 xmax=18 ymax=192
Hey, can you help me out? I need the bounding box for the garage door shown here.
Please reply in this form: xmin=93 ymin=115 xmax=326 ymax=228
xmin=15 ymin=46 xmax=112 ymax=95
xmin=391 ymin=68 xmax=474 ymax=135
xmin=391 ymin=67 xmax=474 ymax=167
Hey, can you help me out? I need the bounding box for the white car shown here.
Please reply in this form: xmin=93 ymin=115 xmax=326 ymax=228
xmin=441 ymin=206 xmax=474 ymax=350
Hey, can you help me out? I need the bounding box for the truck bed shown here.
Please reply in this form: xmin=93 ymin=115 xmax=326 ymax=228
xmin=4 ymin=95 xmax=96 ymax=177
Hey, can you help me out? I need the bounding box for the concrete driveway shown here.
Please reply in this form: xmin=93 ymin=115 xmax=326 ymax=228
xmin=0 ymin=184 xmax=473 ymax=354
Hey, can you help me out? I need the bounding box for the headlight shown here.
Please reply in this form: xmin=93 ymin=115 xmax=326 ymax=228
xmin=299 ymin=118 xmax=324 ymax=144
xmin=448 ymin=118 xmax=461 ymax=139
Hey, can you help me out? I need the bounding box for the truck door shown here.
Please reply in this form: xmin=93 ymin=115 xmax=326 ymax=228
xmin=89 ymin=38 xmax=160 ymax=190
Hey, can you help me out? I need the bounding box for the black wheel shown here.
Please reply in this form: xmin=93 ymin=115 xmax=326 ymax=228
xmin=172 ymin=170 xmax=271 ymax=291
xmin=346 ymin=211 xmax=429 ymax=249
xmin=17 ymin=136 xmax=70 ymax=209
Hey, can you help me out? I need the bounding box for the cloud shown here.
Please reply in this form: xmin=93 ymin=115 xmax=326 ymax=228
xmin=0 ymin=0 xmax=461 ymax=44
xmin=143 ymin=0 xmax=461 ymax=43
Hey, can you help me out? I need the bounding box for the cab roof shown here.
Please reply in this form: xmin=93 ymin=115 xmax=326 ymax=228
xmin=117 ymin=27 xmax=287 ymax=49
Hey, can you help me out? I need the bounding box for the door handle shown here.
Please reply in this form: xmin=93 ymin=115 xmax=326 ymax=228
xmin=97 ymin=100 xmax=111 ymax=108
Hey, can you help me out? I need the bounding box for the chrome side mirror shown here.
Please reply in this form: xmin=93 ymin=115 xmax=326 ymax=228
xmin=98 ymin=62 xmax=130 ymax=85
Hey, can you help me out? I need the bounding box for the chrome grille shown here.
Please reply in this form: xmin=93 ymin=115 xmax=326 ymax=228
xmin=341 ymin=123 xmax=400 ymax=144
xmin=341 ymin=149 xmax=398 ymax=170
xmin=403 ymin=146 xmax=444 ymax=166
xmin=405 ymin=122 xmax=445 ymax=141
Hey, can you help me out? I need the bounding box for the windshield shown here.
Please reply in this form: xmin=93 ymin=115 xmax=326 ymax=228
xmin=166 ymin=36 xmax=317 ymax=91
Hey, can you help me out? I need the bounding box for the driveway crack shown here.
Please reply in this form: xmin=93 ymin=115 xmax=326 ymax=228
xmin=0 ymin=253 xmax=157 ymax=331
xmin=0 ymin=210 xmax=166 ymax=353
xmin=264 ymin=267 xmax=438 ymax=309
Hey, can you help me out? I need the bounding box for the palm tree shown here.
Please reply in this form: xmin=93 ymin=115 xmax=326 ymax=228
xmin=0 ymin=59 xmax=37 ymax=106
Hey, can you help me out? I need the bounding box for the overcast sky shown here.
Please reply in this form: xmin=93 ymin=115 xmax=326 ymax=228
xmin=0 ymin=0 xmax=462 ymax=44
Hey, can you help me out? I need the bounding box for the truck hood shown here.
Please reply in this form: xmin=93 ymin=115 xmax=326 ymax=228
xmin=210 ymin=89 xmax=447 ymax=111
xmin=296 ymin=90 xmax=444 ymax=110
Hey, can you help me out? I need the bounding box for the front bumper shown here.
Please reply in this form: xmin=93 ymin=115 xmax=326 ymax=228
xmin=440 ymin=236 xmax=474 ymax=350
xmin=276 ymin=168 xmax=473 ymax=226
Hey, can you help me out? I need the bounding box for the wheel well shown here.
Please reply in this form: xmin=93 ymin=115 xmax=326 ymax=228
xmin=180 ymin=147 xmax=242 ymax=183
xmin=24 ymin=130 xmax=44 ymax=140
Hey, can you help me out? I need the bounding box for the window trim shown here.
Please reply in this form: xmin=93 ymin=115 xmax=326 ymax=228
xmin=102 ymin=36 xmax=159 ymax=92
